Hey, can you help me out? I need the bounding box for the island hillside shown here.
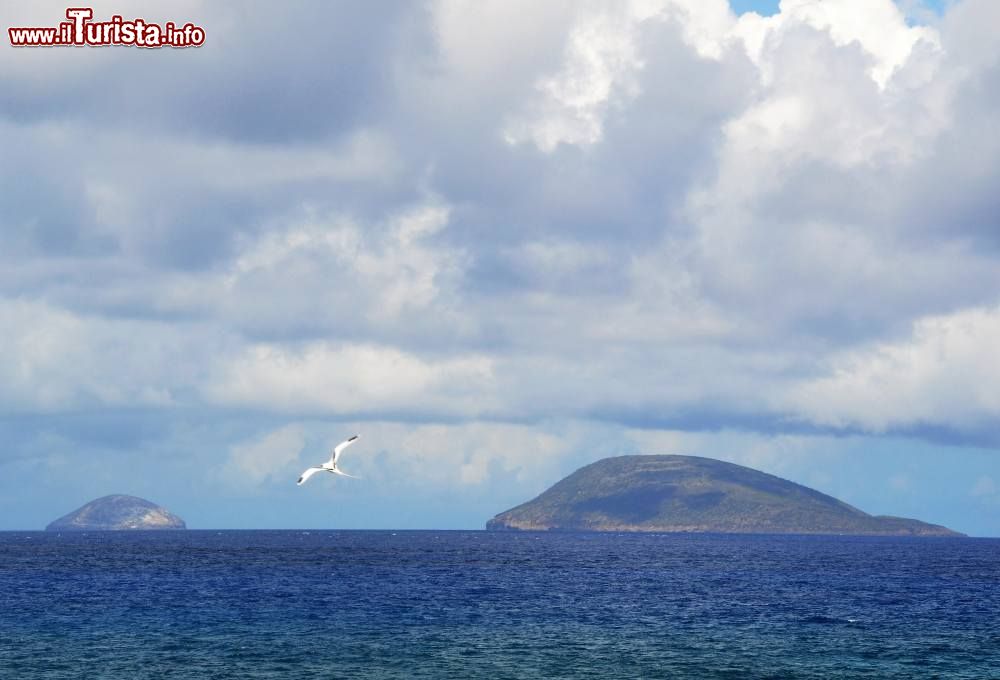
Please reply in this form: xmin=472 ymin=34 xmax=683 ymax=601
xmin=46 ymin=494 xmax=186 ymax=531
xmin=486 ymin=455 xmax=962 ymax=536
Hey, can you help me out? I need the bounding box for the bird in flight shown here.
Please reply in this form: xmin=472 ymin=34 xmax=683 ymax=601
xmin=297 ymin=435 xmax=360 ymax=485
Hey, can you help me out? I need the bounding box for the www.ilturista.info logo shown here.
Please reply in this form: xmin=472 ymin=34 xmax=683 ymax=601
xmin=8 ymin=8 xmax=205 ymax=48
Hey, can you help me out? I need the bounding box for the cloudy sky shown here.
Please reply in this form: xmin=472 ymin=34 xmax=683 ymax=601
xmin=3 ymin=0 xmax=999 ymax=534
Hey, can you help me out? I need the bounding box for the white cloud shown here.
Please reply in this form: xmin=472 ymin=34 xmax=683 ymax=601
xmin=786 ymin=305 xmax=1000 ymax=432
xmin=503 ymin=0 xmax=742 ymax=152
xmin=517 ymin=238 xmax=611 ymax=277
xmin=0 ymin=298 xmax=191 ymax=410
xmin=221 ymin=424 xmax=305 ymax=487
xmin=4 ymin=0 xmax=1000 ymax=460
xmin=205 ymin=342 xmax=495 ymax=417
xmin=318 ymin=420 xmax=596 ymax=493
xmin=503 ymin=4 xmax=649 ymax=151
xmin=744 ymin=0 xmax=938 ymax=89
xmin=505 ymin=0 xmax=939 ymax=153
xmin=213 ymin=200 xmax=469 ymax=337
xmin=433 ymin=0 xmax=574 ymax=85
xmin=393 ymin=422 xmax=570 ymax=486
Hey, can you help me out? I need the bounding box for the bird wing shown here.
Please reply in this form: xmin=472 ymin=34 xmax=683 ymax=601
xmin=297 ymin=467 xmax=325 ymax=486
xmin=331 ymin=435 xmax=360 ymax=465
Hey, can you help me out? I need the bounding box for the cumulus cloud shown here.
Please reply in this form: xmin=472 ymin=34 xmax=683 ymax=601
xmin=221 ymin=424 xmax=306 ymax=487
xmin=504 ymin=0 xmax=740 ymax=152
xmin=736 ymin=0 xmax=938 ymax=88
xmin=0 ymin=298 xmax=195 ymax=410
xmin=503 ymin=2 xmax=653 ymax=151
xmin=205 ymin=342 xmax=495 ymax=417
xmin=212 ymin=200 xmax=469 ymax=340
xmin=357 ymin=421 xmax=579 ymax=488
xmin=5 ymin=3 xmax=996 ymax=416
xmin=786 ymin=305 xmax=1000 ymax=433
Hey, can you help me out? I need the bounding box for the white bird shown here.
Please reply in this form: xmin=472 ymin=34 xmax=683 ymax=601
xmin=297 ymin=435 xmax=361 ymax=486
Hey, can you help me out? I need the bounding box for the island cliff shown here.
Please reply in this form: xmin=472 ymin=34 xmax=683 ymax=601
xmin=46 ymin=494 xmax=186 ymax=531
xmin=487 ymin=455 xmax=962 ymax=536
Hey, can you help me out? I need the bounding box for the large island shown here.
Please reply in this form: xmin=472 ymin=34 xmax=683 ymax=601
xmin=487 ymin=455 xmax=962 ymax=536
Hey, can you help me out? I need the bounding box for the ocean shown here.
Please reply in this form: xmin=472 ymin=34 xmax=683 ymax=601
xmin=1 ymin=531 xmax=997 ymax=678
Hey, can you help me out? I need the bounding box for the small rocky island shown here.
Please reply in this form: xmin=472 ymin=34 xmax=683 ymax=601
xmin=46 ymin=494 xmax=186 ymax=531
xmin=487 ymin=455 xmax=963 ymax=536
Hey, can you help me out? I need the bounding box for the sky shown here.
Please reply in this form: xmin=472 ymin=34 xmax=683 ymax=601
xmin=2 ymin=0 xmax=999 ymax=535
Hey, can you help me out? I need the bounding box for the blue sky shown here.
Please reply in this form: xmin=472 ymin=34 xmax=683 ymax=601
xmin=730 ymin=0 xmax=783 ymax=14
xmin=2 ymin=0 xmax=999 ymax=535
xmin=731 ymin=0 xmax=951 ymax=17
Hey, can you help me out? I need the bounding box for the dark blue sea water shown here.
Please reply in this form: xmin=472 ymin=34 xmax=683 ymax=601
xmin=1 ymin=531 xmax=998 ymax=679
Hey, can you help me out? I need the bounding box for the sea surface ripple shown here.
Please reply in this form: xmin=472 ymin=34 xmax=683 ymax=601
xmin=1 ymin=531 xmax=998 ymax=678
